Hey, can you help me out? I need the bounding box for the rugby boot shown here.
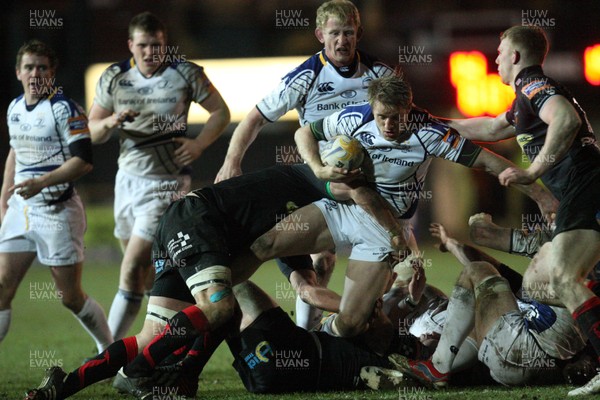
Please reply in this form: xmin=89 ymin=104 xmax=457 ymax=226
xmin=24 ymin=366 xmax=66 ymax=400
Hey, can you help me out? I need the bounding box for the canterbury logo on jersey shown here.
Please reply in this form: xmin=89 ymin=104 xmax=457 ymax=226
xmin=317 ymin=82 xmax=335 ymax=93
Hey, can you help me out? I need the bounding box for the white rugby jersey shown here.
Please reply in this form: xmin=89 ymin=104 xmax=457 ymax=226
xmin=517 ymin=298 xmax=586 ymax=360
xmin=94 ymin=59 xmax=215 ymax=176
xmin=257 ymin=50 xmax=392 ymax=126
xmin=7 ymin=90 xmax=91 ymax=206
xmin=312 ymin=103 xmax=482 ymax=218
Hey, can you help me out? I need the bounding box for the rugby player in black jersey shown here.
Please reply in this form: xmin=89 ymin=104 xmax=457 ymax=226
xmin=450 ymin=25 xmax=600 ymax=396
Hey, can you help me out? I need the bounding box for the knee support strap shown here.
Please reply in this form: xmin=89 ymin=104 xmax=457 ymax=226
xmin=185 ymin=265 xmax=231 ymax=297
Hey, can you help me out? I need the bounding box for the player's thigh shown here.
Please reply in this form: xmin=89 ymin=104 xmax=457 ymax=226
xmin=252 ymin=204 xmax=334 ymax=260
xmin=551 ymin=229 xmax=600 ymax=281
xmin=473 ymin=274 xmax=519 ymax=344
xmin=521 ymin=243 xmax=561 ymax=305
xmin=121 ymin=234 xmax=153 ymax=269
xmin=339 ymin=260 xmax=392 ymax=324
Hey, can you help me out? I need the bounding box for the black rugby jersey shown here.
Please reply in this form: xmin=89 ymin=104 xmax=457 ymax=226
xmin=506 ymin=65 xmax=600 ymax=198
xmin=192 ymin=165 xmax=331 ymax=253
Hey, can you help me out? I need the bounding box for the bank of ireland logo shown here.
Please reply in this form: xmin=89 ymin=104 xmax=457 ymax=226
xmin=244 ymin=341 xmax=274 ymax=369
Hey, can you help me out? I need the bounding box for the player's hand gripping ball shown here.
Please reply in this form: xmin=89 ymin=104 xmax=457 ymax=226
xmin=320 ymin=135 xmax=365 ymax=170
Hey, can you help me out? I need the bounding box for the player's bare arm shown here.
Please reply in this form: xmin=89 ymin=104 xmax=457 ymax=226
xmin=290 ymin=269 xmax=341 ymax=313
xmin=448 ymin=112 xmax=515 ymax=141
xmin=88 ymin=103 xmax=140 ymax=144
xmin=295 ymin=125 xmax=360 ymax=182
xmin=471 ymin=148 xmax=558 ymax=221
xmin=0 ymin=149 xmax=16 ymax=220
xmin=430 ymin=222 xmax=502 ymax=268
xmin=174 ymin=90 xmax=230 ymax=167
xmin=9 ymin=156 xmax=93 ymax=200
xmin=499 ymin=95 xmax=582 ymax=186
xmin=215 ymin=107 xmax=269 ymax=183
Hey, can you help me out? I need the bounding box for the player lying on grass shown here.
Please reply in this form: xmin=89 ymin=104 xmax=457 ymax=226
xmin=24 ymin=163 xmax=405 ymax=400
xmin=220 ymin=280 xmax=393 ymax=394
xmin=368 ymin=222 xmax=588 ymax=389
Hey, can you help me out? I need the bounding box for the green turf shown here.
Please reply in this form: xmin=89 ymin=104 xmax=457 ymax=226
xmin=0 ymin=248 xmax=578 ymax=399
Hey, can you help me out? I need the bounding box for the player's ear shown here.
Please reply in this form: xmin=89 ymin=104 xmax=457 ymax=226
xmin=356 ymin=26 xmax=364 ymax=41
xmin=315 ymin=27 xmax=325 ymax=44
xmin=513 ymin=50 xmax=520 ymax=64
xmin=128 ymin=39 xmax=134 ymax=54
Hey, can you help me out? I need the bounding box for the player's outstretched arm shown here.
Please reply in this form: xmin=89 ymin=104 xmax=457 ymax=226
xmin=471 ymin=148 xmax=558 ymax=222
xmin=0 ymin=149 xmax=16 ymax=221
xmin=174 ymin=90 xmax=230 ymax=167
xmin=430 ymin=222 xmax=502 ymax=268
xmin=448 ymin=112 xmax=515 ymax=142
xmin=215 ymin=108 xmax=269 ymax=183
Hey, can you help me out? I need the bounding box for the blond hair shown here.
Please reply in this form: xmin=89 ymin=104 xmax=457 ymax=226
xmin=316 ymin=0 xmax=360 ymax=29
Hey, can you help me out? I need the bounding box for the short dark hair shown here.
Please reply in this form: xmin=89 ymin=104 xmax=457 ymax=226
xmin=501 ymin=26 xmax=549 ymax=64
xmin=128 ymin=11 xmax=166 ymax=39
xmin=16 ymin=39 xmax=58 ymax=70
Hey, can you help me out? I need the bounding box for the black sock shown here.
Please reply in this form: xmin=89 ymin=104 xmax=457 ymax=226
xmin=61 ymin=336 xmax=138 ymax=398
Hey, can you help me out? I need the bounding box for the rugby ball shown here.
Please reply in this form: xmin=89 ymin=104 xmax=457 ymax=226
xmin=320 ymin=135 xmax=365 ymax=170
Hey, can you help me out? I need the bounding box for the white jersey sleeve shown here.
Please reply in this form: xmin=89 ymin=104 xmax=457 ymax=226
xmin=54 ymin=98 xmax=91 ymax=145
xmin=415 ymin=113 xmax=482 ymax=167
xmin=319 ymin=102 xmax=372 ymax=140
xmin=257 ymin=67 xmax=314 ymax=123
xmin=94 ymin=63 xmax=122 ymax=111
xmin=175 ymin=62 xmax=215 ymax=104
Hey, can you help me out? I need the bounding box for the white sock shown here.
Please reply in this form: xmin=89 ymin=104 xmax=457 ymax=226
xmin=107 ymin=289 xmax=143 ymax=341
xmin=432 ymin=285 xmax=475 ymax=374
xmin=0 ymin=309 xmax=11 ymax=342
xmin=74 ymin=297 xmax=114 ymax=352
xmin=295 ymin=295 xmax=323 ymax=330
xmin=449 ymin=336 xmax=479 ymax=373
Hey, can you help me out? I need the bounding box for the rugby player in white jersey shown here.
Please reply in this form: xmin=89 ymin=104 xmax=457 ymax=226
xmin=377 ymin=223 xmax=587 ymax=389
xmin=87 ymin=12 xmax=230 ymax=340
xmin=0 ymin=40 xmax=113 ymax=353
xmin=251 ymin=73 xmax=557 ymax=344
xmin=216 ymin=0 xmax=394 ymax=330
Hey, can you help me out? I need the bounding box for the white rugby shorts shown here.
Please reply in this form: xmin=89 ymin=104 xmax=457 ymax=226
xmin=478 ymin=310 xmax=557 ymax=386
xmin=0 ymin=193 xmax=85 ymax=266
xmin=313 ymin=199 xmax=412 ymax=262
xmin=113 ymin=169 xmax=191 ymax=242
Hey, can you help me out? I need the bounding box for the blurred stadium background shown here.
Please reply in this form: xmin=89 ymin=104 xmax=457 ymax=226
xmin=2 ymin=1 xmax=599 ymax=255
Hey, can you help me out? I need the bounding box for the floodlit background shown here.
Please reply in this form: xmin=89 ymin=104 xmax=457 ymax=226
xmin=1 ymin=2 xmax=599 ymax=398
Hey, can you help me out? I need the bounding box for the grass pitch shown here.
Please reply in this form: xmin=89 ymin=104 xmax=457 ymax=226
xmin=0 ymin=245 xmax=579 ymax=399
